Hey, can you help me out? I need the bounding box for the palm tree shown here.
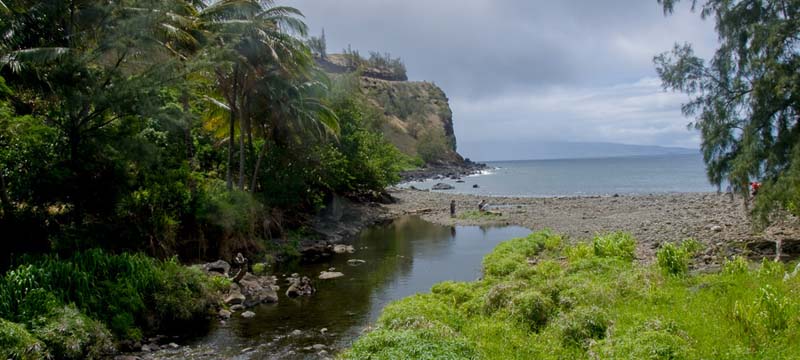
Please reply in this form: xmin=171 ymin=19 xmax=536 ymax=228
xmin=198 ymin=0 xmax=313 ymax=191
xmin=249 ymin=70 xmax=339 ymax=192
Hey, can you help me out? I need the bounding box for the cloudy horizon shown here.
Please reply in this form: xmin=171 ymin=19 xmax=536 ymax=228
xmin=284 ymin=0 xmax=718 ymax=160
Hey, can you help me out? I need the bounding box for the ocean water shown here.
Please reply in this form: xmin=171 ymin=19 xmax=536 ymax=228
xmin=402 ymin=154 xmax=717 ymax=197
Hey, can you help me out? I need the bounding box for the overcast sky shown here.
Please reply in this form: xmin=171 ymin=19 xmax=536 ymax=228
xmin=284 ymin=0 xmax=718 ymax=160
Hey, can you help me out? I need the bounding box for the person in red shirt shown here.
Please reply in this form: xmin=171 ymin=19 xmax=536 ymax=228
xmin=750 ymin=181 xmax=761 ymax=197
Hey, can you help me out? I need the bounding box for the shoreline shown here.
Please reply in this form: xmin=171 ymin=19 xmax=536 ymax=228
xmin=377 ymin=188 xmax=800 ymax=263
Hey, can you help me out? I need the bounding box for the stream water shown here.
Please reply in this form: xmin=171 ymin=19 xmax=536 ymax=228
xmin=169 ymin=216 xmax=530 ymax=359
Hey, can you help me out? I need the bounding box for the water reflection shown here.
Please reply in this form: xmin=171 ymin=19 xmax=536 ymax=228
xmin=188 ymin=216 xmax=530 ymax=359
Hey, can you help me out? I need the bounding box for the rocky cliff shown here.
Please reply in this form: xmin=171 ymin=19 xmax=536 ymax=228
xmin=317 ymin=55 xmax=465 ymax=166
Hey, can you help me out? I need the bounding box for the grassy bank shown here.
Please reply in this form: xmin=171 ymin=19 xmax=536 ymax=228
xmin=0 ymin=250 xmax=227 ymax=359
xmin=343 ymin=231 xmax=800 ymax=359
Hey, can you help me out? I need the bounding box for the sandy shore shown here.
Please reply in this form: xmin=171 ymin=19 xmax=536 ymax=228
xmin=382 ymin=188 xmax=800 ymax=263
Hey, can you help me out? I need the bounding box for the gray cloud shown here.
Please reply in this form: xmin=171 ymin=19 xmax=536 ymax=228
xmin=283 ymin=0 xmax=718 ymax=159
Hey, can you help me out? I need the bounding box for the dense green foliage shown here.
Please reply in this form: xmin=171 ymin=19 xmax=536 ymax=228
xmin=655 ymin=0 xmax=800 ymax=223
xmin=344 ymin=231 xmax=800 ymax=359
xmin=0 ymin=0 xmax=408 ymax=261
xmin=0 ymin=249 xmax=223 ymax=358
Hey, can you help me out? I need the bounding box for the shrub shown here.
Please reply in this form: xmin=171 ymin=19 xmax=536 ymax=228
xmin=0 ymin=318 xmax=49 ymax=360
xmin=680 ymin=238 xmax=703 ymax=255
xmin=592 ymin=232 xmax=636 ymax=260
xmin=431 ymin=281 xmax=476 ymax=305
xmin=565 ymin=243 xmax=594 ymax=262
xmin=0 ymin=249 xmax=219 ymax=345
xmin=510 ymin=290 xmax=555 ymax=332
xmin=599 ymin=319 xmax=690 ymax=360
xmin=757 ymin=258 xmax=785 ymax=278
xmin=723 ymin=256 xmax=750 ymax=275
xmin=30 ymin=305 xmax=115 ymax=360
xmin=656 ymin=242 xmax=689 ymax=276
xmin=557 ymin=306 xmax=610 ymax=347
xmin=482 ymin=282 xmax=527 ymax=314
xmin=342 ymin=326 xmax=477 ymax=360
xmin=483 ymin=231 xmax=559 ymax=278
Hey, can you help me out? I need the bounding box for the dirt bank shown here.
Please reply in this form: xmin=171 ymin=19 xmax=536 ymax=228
xmin=382 ymin=188 xmax=800 ymax=264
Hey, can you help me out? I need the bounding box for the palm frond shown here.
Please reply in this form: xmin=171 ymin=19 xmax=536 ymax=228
xmin=0 ymin=47 xmax=70 ymax=73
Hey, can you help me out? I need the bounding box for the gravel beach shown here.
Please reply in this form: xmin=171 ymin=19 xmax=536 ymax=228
xmin=383 ymin=188 xmax=800 ymax=264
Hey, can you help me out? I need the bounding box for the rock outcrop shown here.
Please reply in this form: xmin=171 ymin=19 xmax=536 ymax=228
xmin=317 ymin=54 xmax=465 ymax=166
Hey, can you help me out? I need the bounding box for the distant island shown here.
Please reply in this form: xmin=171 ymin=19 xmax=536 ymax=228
xmin=460 ymin=140 xmax=698 ymax=161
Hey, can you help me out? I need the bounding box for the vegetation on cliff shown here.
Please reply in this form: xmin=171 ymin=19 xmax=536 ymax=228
xmin=344 ymin=231 xmax=800 ymax=359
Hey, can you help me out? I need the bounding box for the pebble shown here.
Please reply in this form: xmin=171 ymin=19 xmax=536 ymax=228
xmin=241 ymin=311 xmax=256 ymax=318
xmin=291 ymin=329 xmax=303 ymax=336
xmin=168 ymin=343 xmax=179 ymax=349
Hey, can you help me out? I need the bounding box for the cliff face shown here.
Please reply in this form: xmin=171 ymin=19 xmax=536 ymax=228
xmin=318 ymin=55 xmax=464 ymax=165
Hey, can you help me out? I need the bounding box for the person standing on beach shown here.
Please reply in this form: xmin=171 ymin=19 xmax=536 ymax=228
xmin=450 ymin=200 xmax=456 ymax=217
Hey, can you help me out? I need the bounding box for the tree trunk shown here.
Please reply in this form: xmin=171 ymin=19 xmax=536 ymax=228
xmin=226 ymin=107 xmax=235 ymax=191
xmin=238 ymin=95 xmax=247 ymax=191
xmin=251 ymin=136 xmax=269 ymax=193
xmin=226 ymin=68 xmax=239 ymax=191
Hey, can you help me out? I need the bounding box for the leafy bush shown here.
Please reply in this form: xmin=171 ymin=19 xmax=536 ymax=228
xmin=723 ymin=255 xmax=750 ymax=275
xmin=342 ymin=326 xmax=477 ymax=360
xmin=0 ymin=249 xmax=219 ymax=345
xmin=565 ymin=243 xmax=594 ymax=261
xmin=482 ymin=231 xmax=560 ymax=278
xmin=593 ymin=232 xmax=637 ymax=260
xmin=598 ymin=319 xmax=689 ymax=360
xmin=510 ymin=290 xmax=555 ymax=332
xmin=482 ymin=281 xmax=527 ymax=314
xmin=657 ymin=242 xmax=689 ymax=276
xmin=30 ymin=305 xmax=114 ymax=360
xmin=0 ymin=318 xmax=49 ymax=360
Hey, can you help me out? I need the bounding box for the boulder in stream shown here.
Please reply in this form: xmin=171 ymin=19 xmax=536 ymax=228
xmin=238 ymin=273 xmax=279 ymax=306
xmin=286 ymin=276 xmax=315 ymax=297
xmin=318 ymin=271 xmax=344 ymax=280
xmin=241 ymin=311 xmax=256 ymax=319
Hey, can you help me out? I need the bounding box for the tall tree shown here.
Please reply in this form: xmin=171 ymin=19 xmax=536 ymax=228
xmin=655 ymin=0 xmax=800 ymax=223
xmin=198 ymin=0 xmax=311 ymax=191
xmin=0 ymin=0 xmax=198 ymax=220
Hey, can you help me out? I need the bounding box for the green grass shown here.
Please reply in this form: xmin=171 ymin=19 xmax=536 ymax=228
xmin=457 ymin=210 xmax=503 ymax=221
xmin=342 ymin=231 xmax=800 ymax=359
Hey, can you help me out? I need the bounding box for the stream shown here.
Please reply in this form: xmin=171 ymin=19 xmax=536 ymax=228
xmin=148 ymin=216 xmax=530 ymax=359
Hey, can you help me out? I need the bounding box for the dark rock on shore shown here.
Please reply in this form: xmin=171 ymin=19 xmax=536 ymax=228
xmin=202 ymin=260 xmax=231 ymax=276
xmin=432 ymin=183 xmax=455 ymax=190
xmin=400 ymin=161 xmax=487 ymax=183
